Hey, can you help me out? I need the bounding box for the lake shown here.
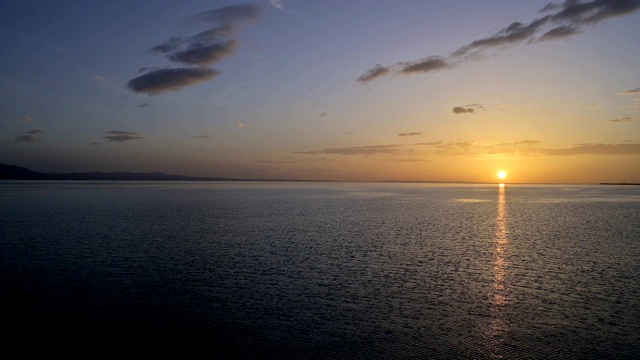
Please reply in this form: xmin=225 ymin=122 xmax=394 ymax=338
xmin=1 ymin=181 xmax=639 ymax=358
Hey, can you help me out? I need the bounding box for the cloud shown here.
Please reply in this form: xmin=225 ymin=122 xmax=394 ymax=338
xmin=528 ymin=143 xmax=640 ymax=156
xmin=90 ymin=142 xmax=103 ymax=146
xmin=127 ymin=68 xmax=219 ymax=95
xmin=130 ymin=4 xmax=262 ymax=94
xmin=606 ymin=117 xmax=639 ymax=123
xmin=237 ymin=121 xmax=251 ymax=128
xmin=139 ymin=102 xmax=149 ymax=107
xmin=294 ymin=145 xmax=401 ymax=156
xmin=618 ymin=88 xmax=640 ymax=95
xmin=184 ymin=4 xmax=263 ymax=27
xmin=92 ymin=74 xmax=105 ymax=81
xmin=539 ymin=24 xmax=581 ymax=41
xmin=452 ymin=16 xmax=551 ymax=57
xmin=20 ymin=116 xmax=32 ymax=123
xmin=269 ymin=0 xmax=296 ymax=13
xmin=147 ymin=27 xmax=237 ymax=55
xmin=398 ymin=56 xmax=451 ymax=75
xmin=15 ymin=129 xmax=44 ymax=143
xmin=453 ymin=103 xmax=485 ymax=114
xmin=357 ymin=64 xmax=391 ymax=83
xmin=168 ymin=39 xmax=238 ymax=66
xmin=358 ymin=0 xmax=640 ymax=82
xmin=414 ymin=141 xmax=443 ymax=146
xmin=192 ymin=135 xmax=210 ymax=139
xmin=398 ymin=132 xmax=423 ymax=137
xmin=104 ymin=131 xmax=144 ymax=143
xmin=501 ymin=139 xmax=540 ymax=145
xmin=319 ymin=112 xmax=335 ymax=117
xmin=453 ymin=107 xmax=475 ymax=114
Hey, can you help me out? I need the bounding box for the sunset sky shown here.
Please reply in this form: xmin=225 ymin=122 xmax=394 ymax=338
xmin=1 ymin=0 xmax=639 ymax=183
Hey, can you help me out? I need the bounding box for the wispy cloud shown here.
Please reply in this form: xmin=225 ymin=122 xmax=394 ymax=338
xmin=319 ymin=112 xmax=335 ymax=117
xmin=414 ymin=141 xmax=442 ymax=146
xmin=104 ymin=131 xmax=144 ymax=143
xmin=15 ymin=129 xmax=44 ymax=143
xmin=527 ymin=143 xmax=640 ymax=156
xmin=294 ymin=139 xmax=637 ymax=158
xmin=606 ymin=117 xmax=639 ymax=123
xmin=128 ymin=4 xmax=263 ymax=95
xmin=358 ymin=0 xmax=640 ymax=83
xmin=192 ymin=135 xmax=210 ymax=139
xmin=20 ymin=116 xmax=32 ymax=123
xmin=294 ymin=145 xmax=401 ymax=156
xmin=269 ymin=0 xmax=296 ymax=13
xmin=398 ymin=132 xmax=423 ymax=137
xmin=618 ymin=87 xmax=640 ymax=95
xmin=92 ymin=74 xmax=105 ymax=82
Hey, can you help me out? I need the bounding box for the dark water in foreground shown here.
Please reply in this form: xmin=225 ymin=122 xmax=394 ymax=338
xmin=1 ymin=181 xmax=639 ymax=358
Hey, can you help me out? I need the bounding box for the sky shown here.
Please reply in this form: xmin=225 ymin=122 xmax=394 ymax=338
xmin=1 ymin=0 xmax=639 ymax=183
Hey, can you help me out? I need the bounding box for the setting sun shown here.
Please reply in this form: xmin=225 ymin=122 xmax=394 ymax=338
xmin=497 ymin=171 xmax=507 ymax=179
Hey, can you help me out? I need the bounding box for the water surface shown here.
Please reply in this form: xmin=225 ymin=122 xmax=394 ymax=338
xmin=1 ymin=181 xmax=639 ymax=358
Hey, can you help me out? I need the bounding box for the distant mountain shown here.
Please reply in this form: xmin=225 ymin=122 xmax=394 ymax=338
xmin=0 ymin=164 xmax=234 ymax=181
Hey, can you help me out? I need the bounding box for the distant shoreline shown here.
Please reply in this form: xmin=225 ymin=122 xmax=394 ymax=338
xmin=599 ymin=183 xmax=640 ymax=186
xmin=2 ymin=164 xmax=638 ymax=185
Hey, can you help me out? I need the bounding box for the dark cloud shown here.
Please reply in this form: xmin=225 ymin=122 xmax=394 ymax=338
xmin=453 ymin=107 xmax=475 ymax=114
xmin=319 ymin=112 xmax=335 ymax=117
xmin=15 ymin=129 xmax=44 ymax=143
xmin=127 ymin=68 xmax=219 ymax=95
xmin=398 ymin=132 xmax=422 ymax=137
xmin=358 ymin=0 xmax=640 ymax=82
xmin=357 ymin=64 xmax=391 ymax=83
xmin=294 ymin=145 xmax=400 ymax=156
xmin=90 ymin=142 xmax=103 ymax=146
xmin=169 ymin=40 xmax=238 ymax=65
xmin=452 ymin=16 xmax=551 ymax=57
xmin=399 ymin=57 xmax=451 ymax=74
xmin=139 ymin=102 xmax=149 ymax=107
xmin=131 ymin=4 xmax=262 ymax=95
xmin=20 ymin=116 xmax=32 ymax=122
xmin=148 ymin=37 xmax=186 ymax=54
xmin=453 ymin=106 xmax=475 ymax=114
xmin=549 ymin=0 xmax=640 ymax=25
xmin=539 ymin=24 xmax=581 ymax=40
xmin=453 ymin=104 xmax=485 ymax=114
xmin=104 ymin=131 xmax=144 ymax=143
xmin=192 ymin=135 xmax=210 ymax=139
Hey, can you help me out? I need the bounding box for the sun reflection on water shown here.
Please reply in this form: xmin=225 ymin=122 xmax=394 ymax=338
xmin=485 ymin=183 xmax=510 ymax=358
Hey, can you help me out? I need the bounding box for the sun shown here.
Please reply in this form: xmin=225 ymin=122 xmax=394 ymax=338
xmin=497 ymin=171 xmax=507 ymax=180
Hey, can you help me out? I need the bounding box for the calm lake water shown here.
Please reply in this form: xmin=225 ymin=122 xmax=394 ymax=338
xmin=1 ymin=181 xmax=639 ymax=358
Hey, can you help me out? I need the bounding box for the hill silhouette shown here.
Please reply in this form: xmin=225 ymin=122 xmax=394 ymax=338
xmin=0 ymin=164 xmax=234 ymax=181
